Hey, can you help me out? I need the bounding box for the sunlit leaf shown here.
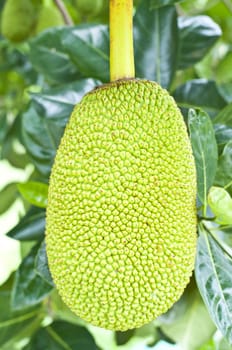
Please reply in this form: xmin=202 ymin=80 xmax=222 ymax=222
xmin=208 ymin=186 xmax=232 ymax=225
xmin=215 ymin=140 xmax=232 ymax=193
xmin=17 ymin=182 xmax=48 ymax=208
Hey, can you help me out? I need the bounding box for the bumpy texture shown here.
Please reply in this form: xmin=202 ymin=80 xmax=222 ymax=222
xmin=1 ymin=0 xmax=36 ymax=42
xmin=46 ymin=79 xmax=197 ymax=331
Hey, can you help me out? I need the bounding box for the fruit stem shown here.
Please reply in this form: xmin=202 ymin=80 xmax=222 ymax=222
xmin=53 ymin=0 xmax=74 ymax=25
xmin=110 ymin=0 xmax=135 ymax=81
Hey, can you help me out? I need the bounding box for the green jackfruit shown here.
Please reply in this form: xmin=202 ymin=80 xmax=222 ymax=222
xmin=36 ymin=3 xmax=64 ymax=34
xmin=1 ymin=0 xmax=36 ymax=42
xmin=74 ymin=0 xmax=105 ymax=17
xmin=46 ymin=79 xmax=197 ymax=331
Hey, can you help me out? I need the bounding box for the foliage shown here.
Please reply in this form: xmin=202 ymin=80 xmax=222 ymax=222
xmin=0 ymin=0 xmax=232 ymax=349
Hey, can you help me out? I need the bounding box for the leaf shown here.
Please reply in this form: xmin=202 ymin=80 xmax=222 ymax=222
xmin=0 ymin=279 xmax=42 ymax=348
xmin=215 ymin=141 xmax=232 ymax=193
xmin=28 ymin=28 xmax=81 ymax=84
xmin=178 ymin=16 xmax=221 ymax=69
xmin=22 ymin=79 xmax=98 ymax=177
xmin=11 ymin=244 xmax=53 ymax=311
xmin=134 ymin=1 xmax=178 ymax=89
xmin=213 ymin=103 xmax=232 ymax=151
xmin=217 ymin=82 xmax=232 ymax=103
xmin=150 ymin=0 xmax=183 ymax=9
xmin=17 ymin=182 xmax=48 ymax=208
xmin=160 ymin=284 xmax=216 ymax=350
xmin=195 ymin=225 xmax=232 ymax=344
xmin=0 ymin=183 xmax=18 ymax=215
xmin=35 ymin=241 xmax=54 ymax=287
xmin=25 ymin=321 xmax=98 ymax=350
xmin=208 ymin=186 xmax=232 ymax=225
xmin=61 ymin=24 xmax=109 ymax=82
xmin=173 ymin=79 xmax=227 ymax=115
xmin=215 ymin=51 xmax=232 ymax=83
xmin=188 ymin=109 xmax=218 ymax=206
xmin=7 ymin=206 xmax=45 ymax=241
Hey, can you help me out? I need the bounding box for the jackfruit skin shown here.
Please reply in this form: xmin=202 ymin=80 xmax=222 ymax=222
xmin=35 ymin=4 xmax=64 ymax=34
xmin=1 ymin=0 xmax=36 ymax=42
xmin=46 ymin=79 xmax=197 ymax=331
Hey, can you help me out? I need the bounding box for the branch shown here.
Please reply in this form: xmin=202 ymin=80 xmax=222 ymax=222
xmin=53 ymin=0 xmax=74 ymax=26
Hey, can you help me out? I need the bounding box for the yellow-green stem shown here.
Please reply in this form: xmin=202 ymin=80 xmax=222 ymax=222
xmin=110 ymin=0 xmax=135 ymax=81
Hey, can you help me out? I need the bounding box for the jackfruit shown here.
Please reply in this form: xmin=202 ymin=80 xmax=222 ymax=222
xmin=1 ymin=0 xmax=36 ymax=42
xmin=46 ymin=79 xmax=197 ymax=331
xmin=35 ymin=3 xmax=65 ymax=34
xmin=74 ymin=0 xmax=105 ymax=17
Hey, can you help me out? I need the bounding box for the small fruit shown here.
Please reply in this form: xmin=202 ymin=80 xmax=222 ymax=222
xmin=36 ymin=3 xmax=64 ymax=33
xmin=1 ymin=0 xmax=36 ymax=42
xmin=46 ymin=79 xmax=197 ymax=331
xmin=208 ymin=186 xmax=232 ymax=225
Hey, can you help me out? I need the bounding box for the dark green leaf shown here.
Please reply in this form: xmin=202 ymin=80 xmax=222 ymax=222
xmin=150 ymin=0 xmax=183 ymax=9
xmin=11 ymin=244 xmax=53 ymax=311
xmin=178 ymin=16 xmax=221 ymax=69
xmin=173 ymin=79 xmax=226 ymax=116
xmin=213 ymin=103 xmax=232 ymax=152
xmin=61 ymin=24 xmax=109 ymax=82
xmin=0 ymin=278 xmax=42 ymax=348
xmin=35 ymin=241 xmax=54 ymax=287
xmin=134 ymin=2 xmax=178 ymax=89
xmin=25 ymin=321 xmax=98 ymax=350
xmin=115 ymin=329 xmax=135 ymax=346
xmin=0 ymin=183 xmax=18 ymax=215
xmin=217 ymin=82 xmax=232 ymax=103
xmin=22 ymin=79 xmax=98 ymax=177
xmin=188 ymin=109 xmax=218 ymax=206
xmin=28 ymin=28 xmax=81 ymax=84
xmin=17 ymin=182 xmax=48 ymax=208
xmin=215 ymin=141 xmax=232 ymax=193
xmin=195 ymin=225 xmax=232 ymax=344
xmin=7 ymin=206 xmax=45 ymax=241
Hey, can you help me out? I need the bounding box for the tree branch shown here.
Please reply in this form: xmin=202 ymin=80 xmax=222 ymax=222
xmin=53 ymin=0 xmax=74 ymax=25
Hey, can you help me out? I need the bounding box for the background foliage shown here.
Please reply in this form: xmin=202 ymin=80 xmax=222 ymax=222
xmin=0 ymin=0 xmax=232 ymax=349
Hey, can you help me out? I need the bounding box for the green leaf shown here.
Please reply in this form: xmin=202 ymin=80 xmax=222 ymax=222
xmin=195 ymin=225 xmax=232 ymax=344
xmin=215 ymin=141 xmax=232 ymax=193
xmin=0 ymin=183 xmax=18 ymax=215
xmin=208 ymin=186 xmax=232 ymax=225
xmin=150 ymin=0 xmax=183 ymax=9
xmin=25 ymin=321 xmax=98 ymax=350
xmin=35 ymin=241 xmax=54 ymax=287
xmin=22 ymin=79 xmax=98 ymax=177
xmin=178 ymin=16 xmax=221 ymax=69
xmin=61 ymin=24 xmax=109 ymax=82
xmin=213 ymin=103 xmax=232 ymax=152
xmin=11 ymin=244 xmax=53 ymax=311
xmin=188 ymin=109 xmax=218 ymax=206
xmin=0 ymin=279 xmax=42 ymax=348
xmin=160 ymin=283 xmax=216 ymax=350
xmin=134 ymin=1 xmax=178 ymax=89
xmin=17 ymin=182 xmax=48 ymax=208
xmin=28 ymin=28 xmax=82 ymax=84
xmin=215 ymin=51 xmax=232 ymax=83
xmin=217 ymin=82 xmax=232 ymax=103
xmin=173 ymin=79 xmax=226 ymax=115
xmin=7 ymin=206 xmax=45 ymax=241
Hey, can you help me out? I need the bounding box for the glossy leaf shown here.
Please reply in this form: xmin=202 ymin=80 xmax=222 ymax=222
xmin=173 ymin=79 xmax=226 ymax=115
xmin=17 ymin=182 xmax=48 ymax=208
xmin=28 ymin=28 xmax=81 ymax=83
xmin=217 ymin=82 xmax=232 ymax=103
xmin=11 ymin=244 xmax=53 ymax=311
xmin=188 ymin=109 xmax=218 ymax=205
xmin=134 ymin=1 xmax=178 ymax=89
xmin=215 ymin=140 xmax=232 ymax=192
xmin=7 ymin=206 xmax=45 ymax=241
xmin=35 ymin=241 xmax=54 ymax=287
xmin=25 ymin=320 xmax=98 ymax=350
xmin=213 ymin=103 xmax=232 ymax=151
xmin=208 ymin=186 xmax=232 ymax=225
xmin=22 ymin=79 xmax=98 ymax=177
xmin=178 ymin=16 xmax=221 ymax=69
xmin=150 ymin=0 xmax=183 ymax=9
xmin=195 ymin=225 xmax=232 ymax=344
xmin=61 ymin=24 xmax=109 ymax=82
